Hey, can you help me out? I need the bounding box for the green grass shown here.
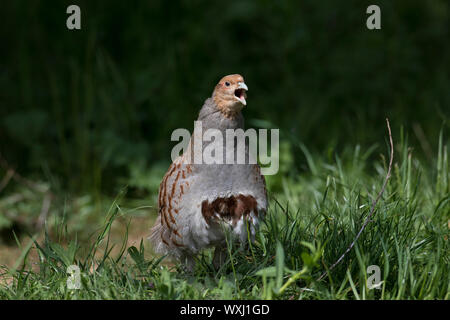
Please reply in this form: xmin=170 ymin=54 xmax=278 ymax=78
xmin=0 ymin=133 xmax=448 ymax=300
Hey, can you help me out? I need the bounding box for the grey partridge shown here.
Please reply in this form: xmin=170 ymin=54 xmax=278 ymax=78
xmin=150 ymin=74 xmax=268 ymax=270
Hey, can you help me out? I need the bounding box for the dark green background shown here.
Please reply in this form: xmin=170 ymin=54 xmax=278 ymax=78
xmin=1 ymin=0 xmax=449 ymax=194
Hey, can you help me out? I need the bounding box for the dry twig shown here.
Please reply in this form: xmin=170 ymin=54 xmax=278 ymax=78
xmin=0 ymin=151 xmax=54 ymax=230
xmin=0 ymin=152 xmax=48 ymax=193
xmin=317 ymin=118 xmax=394 ymax=282
xmin=0 ymin=169 xmax=14 ymax=193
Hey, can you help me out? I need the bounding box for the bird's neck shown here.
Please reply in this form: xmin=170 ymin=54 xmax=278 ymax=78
xmin=186 ymin=98 xmax=248 ymax=166
xmin=197 ymin=98 xmax=245 ymax=132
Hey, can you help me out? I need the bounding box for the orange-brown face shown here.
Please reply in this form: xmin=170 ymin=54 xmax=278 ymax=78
xmin=212 ymin=74 xmax=248 ymax=118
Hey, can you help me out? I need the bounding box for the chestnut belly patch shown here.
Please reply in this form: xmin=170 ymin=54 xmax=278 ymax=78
xmin=201 ymin=194 xmax=259 ymax=226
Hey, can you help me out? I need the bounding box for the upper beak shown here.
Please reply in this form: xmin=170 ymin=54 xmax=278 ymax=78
xmin=237 ymin=82 xmax=248 ymax=91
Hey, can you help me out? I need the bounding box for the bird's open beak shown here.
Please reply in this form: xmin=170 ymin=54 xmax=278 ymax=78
xmin=234 ymin=82 xmax=248 ymax=106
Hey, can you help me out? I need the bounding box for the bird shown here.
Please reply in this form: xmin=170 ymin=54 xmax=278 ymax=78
xmin=149 ymin=74 xmax=268 ymax=271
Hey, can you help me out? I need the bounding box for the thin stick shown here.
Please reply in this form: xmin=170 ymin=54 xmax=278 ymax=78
xmin=0 ymin=152 xmax=54 ymax=230
xmin=0 ymin=152 xmax=48 ymax=193
xmin=0 ymin=169 xmax=14 ymax=192
xmin=317 ymin=118 xmax=394 ymax=282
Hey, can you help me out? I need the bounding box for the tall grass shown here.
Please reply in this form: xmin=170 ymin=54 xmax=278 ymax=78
xmin=0 ymin=134 xmax=448 ymax=300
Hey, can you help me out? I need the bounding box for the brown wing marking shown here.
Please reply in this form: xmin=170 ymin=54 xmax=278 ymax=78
xmin=158 ymin=161 xmax=192 ymax=247
xmin=201 ymin=194 xmax=258 ymax=226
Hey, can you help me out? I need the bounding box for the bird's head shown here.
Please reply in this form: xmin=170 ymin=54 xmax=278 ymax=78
xmin=212 ymin=74 xmax=248 ymax=118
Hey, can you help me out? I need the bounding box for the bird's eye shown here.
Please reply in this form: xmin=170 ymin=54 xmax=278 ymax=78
xmin=225 ymin=82 xmax=230 ymax=86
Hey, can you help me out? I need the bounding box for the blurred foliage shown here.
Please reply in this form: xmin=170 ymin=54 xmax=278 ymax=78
xmin=1 ymin=1 xmax=448 ymax=298
xmin=0 ymin=1 xmax=449 ymax=196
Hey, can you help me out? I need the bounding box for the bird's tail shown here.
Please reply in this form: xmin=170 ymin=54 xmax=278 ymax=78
xmin=148 ymin=215 xmax=170 ymax=256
